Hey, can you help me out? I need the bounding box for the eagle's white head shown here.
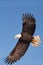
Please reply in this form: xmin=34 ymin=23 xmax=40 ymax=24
xmin=15 ymin=34 xmax=21 ymax=39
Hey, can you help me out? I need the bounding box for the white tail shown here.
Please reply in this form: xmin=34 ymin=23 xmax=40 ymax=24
xmin=31 ymin=35 xmax=41 ymax=47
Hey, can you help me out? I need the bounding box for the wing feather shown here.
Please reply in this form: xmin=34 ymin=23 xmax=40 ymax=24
xmin=5 ymin=40 xmax=30 ymax=64
xmin=22 ymin=13 xmax=36 ymax=35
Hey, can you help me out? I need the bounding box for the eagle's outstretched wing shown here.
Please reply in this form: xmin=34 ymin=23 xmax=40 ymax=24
xmin=5 ymin=40 xmax=30 ymax=65
xmin=5 ymin=13 xmax=36 ymax=65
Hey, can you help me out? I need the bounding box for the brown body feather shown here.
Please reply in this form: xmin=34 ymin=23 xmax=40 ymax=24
xmin=5 ymin=13 xmax=36 ymax=65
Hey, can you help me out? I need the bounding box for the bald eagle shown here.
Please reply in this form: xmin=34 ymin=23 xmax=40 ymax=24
xmin=5 ymin=13 xmax=40 ymax=65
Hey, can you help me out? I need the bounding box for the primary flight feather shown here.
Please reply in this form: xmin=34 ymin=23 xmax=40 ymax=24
xmin=5 ymin=13 xmax=40 ymax=65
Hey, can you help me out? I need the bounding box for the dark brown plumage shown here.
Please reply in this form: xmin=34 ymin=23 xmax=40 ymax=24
xmin=5 ymin=13 xmax=36 ymax=65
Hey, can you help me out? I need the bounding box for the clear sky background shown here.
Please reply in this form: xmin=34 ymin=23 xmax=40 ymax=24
xmin=0 ymin=0 xmax=43 ymax=65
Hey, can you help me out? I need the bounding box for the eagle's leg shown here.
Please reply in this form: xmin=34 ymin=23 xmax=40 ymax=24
xmin=31 ymin=35 xmax=41 ymax=47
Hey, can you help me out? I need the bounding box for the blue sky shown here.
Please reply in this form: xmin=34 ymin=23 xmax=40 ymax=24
xmin=0 ymin=0 xmax=43 ymax=65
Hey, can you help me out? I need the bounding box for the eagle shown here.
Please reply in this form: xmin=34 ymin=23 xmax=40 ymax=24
xmin=5 ymin=13 xmax=40 ymax=65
